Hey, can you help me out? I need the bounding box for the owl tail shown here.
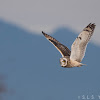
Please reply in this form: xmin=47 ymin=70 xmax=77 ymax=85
xmin=81 ymin=63 xmax=86 ymax=66
xmin=77 ymin=63 xmax=86 ymax=67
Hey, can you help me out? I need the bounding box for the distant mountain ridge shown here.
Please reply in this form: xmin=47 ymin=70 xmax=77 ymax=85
xmin=0 ymin=20 xmax=100 ymax=100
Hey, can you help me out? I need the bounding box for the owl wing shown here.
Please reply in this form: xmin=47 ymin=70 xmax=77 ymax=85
xmin=42 ymin=31 xmax=71 ymax=57
xmin=70 ymin=23 xmax=96 ymax=62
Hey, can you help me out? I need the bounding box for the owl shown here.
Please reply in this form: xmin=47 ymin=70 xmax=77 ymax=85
xmin=42 ymin=23 xmax=96 ymax=68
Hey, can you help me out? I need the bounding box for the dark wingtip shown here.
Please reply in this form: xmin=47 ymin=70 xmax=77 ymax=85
xmin=90 ymin=23 xmax=96 ymax=30
xmin=42 ymin=31 xmax=44 ymax=33
xmin=42 ymin=31 xmax=46 ymax=36
xmin=42 ymin=31 xmax=50 ymax=38
xmin=87 ymin=23 xmax=96 ymax=27
xmin=42 ymin=31 xmax=44 ymax=34
xmin=85 ymin=23 xmax=96 ymax=31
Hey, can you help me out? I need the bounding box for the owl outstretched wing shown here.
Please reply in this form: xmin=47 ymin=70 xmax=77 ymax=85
xmin=70 ymin=23 xmax=96 ymax=62
xmin=42 ymin=31 xmax=71 ymax=57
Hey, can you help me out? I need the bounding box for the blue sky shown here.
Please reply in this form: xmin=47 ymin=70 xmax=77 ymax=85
xmin=0 ymin=20 xmax=100 ymax=100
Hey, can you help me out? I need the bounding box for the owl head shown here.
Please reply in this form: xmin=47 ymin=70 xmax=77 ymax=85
xmin=60 ymin=57 xmax=68 ymax=67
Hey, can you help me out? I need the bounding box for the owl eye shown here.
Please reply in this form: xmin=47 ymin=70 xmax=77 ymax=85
xmin=60 ymin=57 xmax=68 ymax=67
xmin=62 ymin=60 xmax=66 ymax=62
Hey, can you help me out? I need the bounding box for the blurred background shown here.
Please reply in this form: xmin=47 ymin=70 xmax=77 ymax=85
xmin=0 ymin=0 xmax=100 ymax=100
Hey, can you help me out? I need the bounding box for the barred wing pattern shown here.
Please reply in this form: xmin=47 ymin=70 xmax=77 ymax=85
xmin=42 ymin=31 xmax=71 ymax=57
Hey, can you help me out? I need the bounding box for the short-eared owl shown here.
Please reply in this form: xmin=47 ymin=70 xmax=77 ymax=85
xmin=42 ymin=23 xmax=96 ymax=68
